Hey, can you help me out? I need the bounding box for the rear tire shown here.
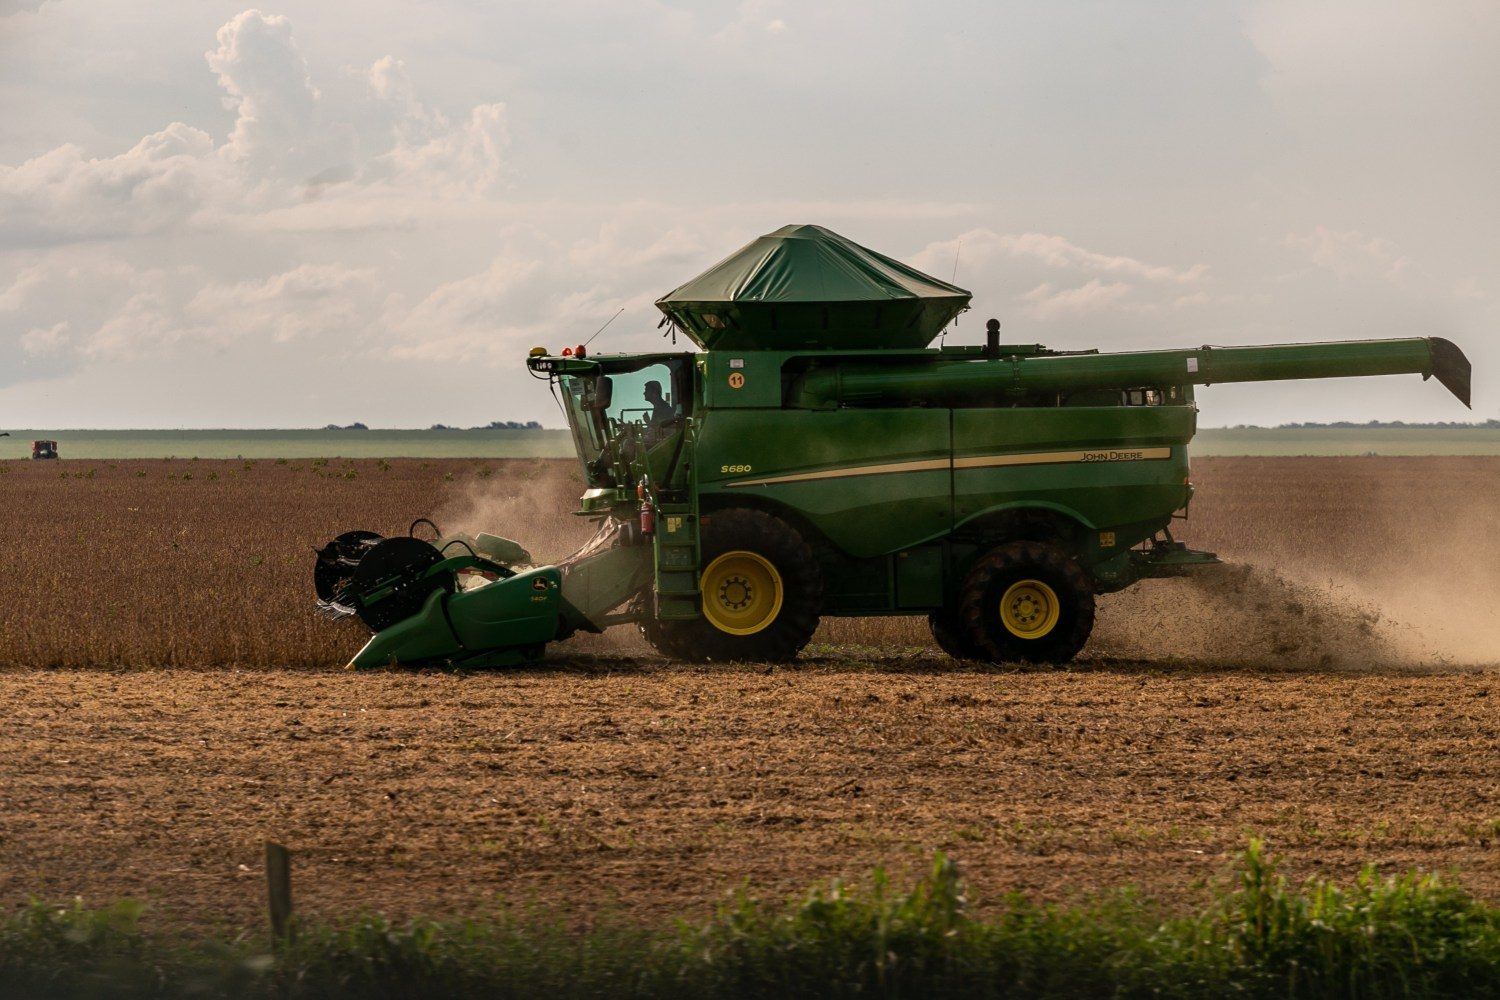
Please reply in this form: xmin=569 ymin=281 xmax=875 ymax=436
xmin=643 ymin=508 xmax=821 ymax=662
xmin=959 ymin=541 xmax=1095 ymax=664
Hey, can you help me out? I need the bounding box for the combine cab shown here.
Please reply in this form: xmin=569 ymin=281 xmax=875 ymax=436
xmin=31 ymin=440 xmax=59 ymax=460
xmin=315 ymin=224 xmax=1473 ymax=668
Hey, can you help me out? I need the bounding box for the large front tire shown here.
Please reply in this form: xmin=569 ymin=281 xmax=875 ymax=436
xmin=643 ymin=508 xmax=821 ymax=662
xmin=959 ymin=541 xmax=1095 ymax=664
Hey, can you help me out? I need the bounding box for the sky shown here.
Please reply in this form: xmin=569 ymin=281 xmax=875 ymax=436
xmin=0 ymin=0 xmax=1494 ymax=429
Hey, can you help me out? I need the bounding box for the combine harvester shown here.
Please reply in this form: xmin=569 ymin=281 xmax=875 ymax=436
xmin=315 ymin=225 xmax=1471 ymax=667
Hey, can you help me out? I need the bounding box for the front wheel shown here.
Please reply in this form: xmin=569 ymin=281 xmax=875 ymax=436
xmin=928 ymin=609 xmax=987 ymax=660
xmin=959 ymin=541 xmax=1095 ymax=664
xmin=643 ymin=508 xmax=822 ymax=662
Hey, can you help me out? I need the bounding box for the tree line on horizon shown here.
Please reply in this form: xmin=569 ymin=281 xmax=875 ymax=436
xmin=1220 ymin=418 xmax=1500 ymax=430
xmin=323 ymin=421 xmax=547 ymax=431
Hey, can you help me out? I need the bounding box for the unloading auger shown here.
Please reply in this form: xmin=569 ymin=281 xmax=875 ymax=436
xmin=314 ymin=224 xmax=1473 ymax=669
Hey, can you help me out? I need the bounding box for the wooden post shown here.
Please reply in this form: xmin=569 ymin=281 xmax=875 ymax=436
xmin=265 ymin=841 xmax=294 ymax=945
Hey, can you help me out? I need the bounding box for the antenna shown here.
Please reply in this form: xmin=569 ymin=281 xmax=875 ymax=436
xmin=938 ymin=240 xmax=964 ymax=347
xmin=583 ymin=307 xmax=626 ymax=349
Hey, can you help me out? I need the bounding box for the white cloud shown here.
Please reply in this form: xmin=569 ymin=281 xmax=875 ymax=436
xmin=0 ymin=264 xmax=45 ymax=311
xmin=0 ymin=8 xmax=510 ymax=251
xmin=206 ymin=9 xmax=323 ymax=174
xmin=20 ymin=321 xmax=69 ymax=357
xmin=1020 ymin=280 xmax=1132 ymax=320
xmin=0 ymin=123 xmax=219 ymax=242
xmin=86 ymin=289 xmax=181 ymax=359
xmin=1284 ymin=226 xmax=1411 ymax=282
xmin=185 ymin=264 xmax=378 ymax=344
xmin=389 ymin=250 xmax=547 ymax=361
xmin=908 ymin=227 xmax=1213 ymax=330
xmin=913 ymin=228 xmax=1207 ymax=286
xmin=715 ymin=0 xmax=790 ymax=42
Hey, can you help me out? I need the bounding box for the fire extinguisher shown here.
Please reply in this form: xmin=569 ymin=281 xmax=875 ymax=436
xmin=637 ymin=481 xmax=655 ymax=535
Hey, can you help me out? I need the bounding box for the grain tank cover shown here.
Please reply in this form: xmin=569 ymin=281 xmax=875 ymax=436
xmin=655 ymin=224 xmax=971 ymax=350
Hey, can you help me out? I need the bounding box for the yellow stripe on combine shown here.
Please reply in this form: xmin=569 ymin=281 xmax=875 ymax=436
xmin=954 ymin=447 xmax=1172 ymax=470
xmin=726 ymin=457 xmax=950 ymax=488
xmin=726 ymin=447 xmax=1172 ymax=488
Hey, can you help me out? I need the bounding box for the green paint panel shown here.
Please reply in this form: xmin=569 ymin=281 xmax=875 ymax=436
xmin=896 ymin=548 xmax=945 ymax=608
xmin=696 ymin=408 xmax=953 ymax=558
xmin=952 ymin=407 xmax=1194 ymax=536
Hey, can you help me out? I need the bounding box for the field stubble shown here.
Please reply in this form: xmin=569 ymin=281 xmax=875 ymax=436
xmin=0 ymin=455 xmax=1496 ymax=929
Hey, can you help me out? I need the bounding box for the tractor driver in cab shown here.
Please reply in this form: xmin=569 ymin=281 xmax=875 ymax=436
xmin=643 ymin=380 xmax=678 ymax=428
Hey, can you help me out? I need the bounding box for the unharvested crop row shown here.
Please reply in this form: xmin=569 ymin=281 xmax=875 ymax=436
xmin=1 ymin=456 xmax=1496 ymax=669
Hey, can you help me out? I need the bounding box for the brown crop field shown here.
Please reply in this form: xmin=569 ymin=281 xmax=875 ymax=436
xmin=1 ymin=455 xmax=1497 ymax=930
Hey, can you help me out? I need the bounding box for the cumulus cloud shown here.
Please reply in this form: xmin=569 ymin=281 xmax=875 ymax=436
xmin=907 ymin=227 xmax=1212 ymax=332
xmin=185 ymin=264 xmax=378 ymax=344
xmin=20 ymin=321 xmax=69 ymax=357
xmin=1 ymin=257 xmax=383 ymax=367
xmin=0 ymin=123 xmax=219 ymax=243
xmin=0 ymin=8 xmax=509 ymax=251
xmin=715 ymin=0 xmax=789 ymax=42
xmin=0 ymin=265 xmax=46 ymax=312
xmin=388 ymin=250 xmax=548 ymax=361
xmin=1285 ymin=226 xmax=1411 ymax=282
xmin=1020 ymin=279 xmax=1132 ymax=320
xmin=206 ymin=9 xmax=323 ymax=174
xmin=0 ymin=6 xmax=522 ymax=401
xmin=913 ymin=228 xmax=1207 ymax=286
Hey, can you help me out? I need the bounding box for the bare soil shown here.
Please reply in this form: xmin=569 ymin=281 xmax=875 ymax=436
xmin=0 ymin=456 xmax=1496 ymax=929
xmin=1 ymin=664 xmax=1495 ymax=929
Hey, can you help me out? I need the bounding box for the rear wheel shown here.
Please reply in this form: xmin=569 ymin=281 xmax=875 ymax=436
xmin=959 ymin=541 xmax=1095 ymax=664
xmin=643 ymin=508 xmax=821 ymax=662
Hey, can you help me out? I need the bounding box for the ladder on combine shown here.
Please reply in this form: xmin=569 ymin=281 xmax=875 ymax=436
xmin=652 ymin=496 xmax=701 ymax=620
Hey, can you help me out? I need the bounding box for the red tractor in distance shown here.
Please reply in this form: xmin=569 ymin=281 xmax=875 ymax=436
xmin=31 ymin=440 xmax=59 ymax=460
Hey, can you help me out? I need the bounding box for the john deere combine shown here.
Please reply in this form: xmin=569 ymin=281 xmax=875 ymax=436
xmin=315 ymin=224 xmax=1472 ymax=667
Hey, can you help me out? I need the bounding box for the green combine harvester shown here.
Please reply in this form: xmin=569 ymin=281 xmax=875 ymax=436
xmin=315 ymin=224 xmax=1472 ymax=667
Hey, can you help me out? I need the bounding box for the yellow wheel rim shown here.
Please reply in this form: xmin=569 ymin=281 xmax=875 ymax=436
xmin=1000 ymin=579 xmax=1061 ymax=639
xmin=701 ymin=550 xmax=784 ymax=636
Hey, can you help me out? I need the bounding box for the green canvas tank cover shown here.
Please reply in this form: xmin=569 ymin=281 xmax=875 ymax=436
xmin=655 ymin=224 xmax=972 ymax=350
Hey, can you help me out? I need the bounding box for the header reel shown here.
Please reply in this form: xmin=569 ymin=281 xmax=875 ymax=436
xmin=312 ymin=519 xmax=564 ymax=668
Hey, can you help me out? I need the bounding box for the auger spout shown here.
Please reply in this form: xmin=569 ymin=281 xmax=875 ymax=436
xmin=788 ymin=337 xmax=1472 ymax=409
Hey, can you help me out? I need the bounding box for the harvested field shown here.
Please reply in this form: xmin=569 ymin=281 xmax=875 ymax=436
xmin=0 ymin=455 xmax=1496 ymax=930
xmin=2 ymin=666 xmax=1497 ymax=930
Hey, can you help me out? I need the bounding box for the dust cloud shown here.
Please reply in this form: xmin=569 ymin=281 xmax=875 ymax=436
xmin=432 ymin=459 xmax=594 ymax=564
xmin=1091 ymin=458 xmax=1500 ymax=669
xmin=1090 ymin=565 xmax=1400 ymax=668
xmin=432 ymin=459 xmax=652 ymax=654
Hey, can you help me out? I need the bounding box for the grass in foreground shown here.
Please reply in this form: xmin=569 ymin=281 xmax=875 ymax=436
xmin=3 ymin=842 xmax=1496 ymax=999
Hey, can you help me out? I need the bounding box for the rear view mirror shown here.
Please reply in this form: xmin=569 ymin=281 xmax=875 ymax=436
xmin=582 ymin=376 xmax=614 ymax=412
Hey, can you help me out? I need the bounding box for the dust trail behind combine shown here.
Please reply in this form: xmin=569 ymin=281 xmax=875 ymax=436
xmin=1090 ymin=565 xmax=1399 ymax=668
xmin=1095 ymin=457 xmax=1500 ymax=669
